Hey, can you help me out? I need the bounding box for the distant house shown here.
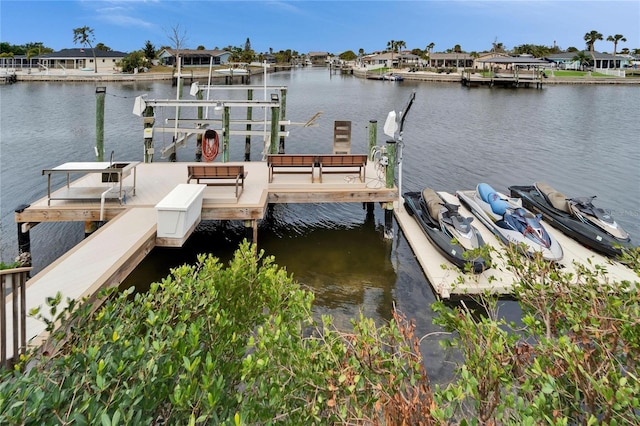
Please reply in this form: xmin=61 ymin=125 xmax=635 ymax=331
xmin=37 ymin=48 xmax=128 ymax=72
xmin=262 ymin=53 xmax=277 ymax=64
xmin=546 ymin=51 xmax=628 ymax=70
xmin=427 ymin=53 xmax=474 ymax=68
xmin=157 ymin=49 xmax=231 ymax=67
xmin=307 ymin=52 xmax=329 ymax=65
xmin=362 ymin=51 xmax=420 ymax=68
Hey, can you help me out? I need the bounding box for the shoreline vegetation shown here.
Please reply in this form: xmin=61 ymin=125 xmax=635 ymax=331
xmin=7 ymin=64 xmax=640 ymax=84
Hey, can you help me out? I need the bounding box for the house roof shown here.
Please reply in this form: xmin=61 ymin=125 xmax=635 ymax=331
xmin=429 ymin=52 xmax=474 ymax=60
xmin=477 ymin=56 xmax=553 ymax=65
xmin=546 ymin=51 xmax=618 ymax=60
xmin=159 ymin=49 xmax=229 ymax=58
xmin=38 ymin=48 xmax=128 ymax=59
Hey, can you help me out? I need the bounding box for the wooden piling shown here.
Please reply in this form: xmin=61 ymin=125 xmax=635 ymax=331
xmin=196 ymin=90 xmax=203 ymax=161
xmin=222 ymin=107 xmax=230 ymax=162
xmin=368 ymin=120 xmax=377 ymax=157
xmin=270 ymin=106 xmax=279 ymax=154
xmin=95 ymin=87 xmax=106 ymax=161
xmin=143 ymin=106 xmax=155 ymax=163
xmin=279 ymin=88 xmax=287 ymax=154
xmin=245 ymin=89 xmax=253 ymax=161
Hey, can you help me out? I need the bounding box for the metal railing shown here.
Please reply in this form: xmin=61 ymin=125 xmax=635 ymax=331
xmin=1 ymin=267 xmax=31 ymax=368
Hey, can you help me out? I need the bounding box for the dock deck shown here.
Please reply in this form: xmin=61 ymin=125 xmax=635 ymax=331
xmin=8 ymin=160 xmax=396 ymax=357
xmin=395 ymin=192 xmax=638 ymax=299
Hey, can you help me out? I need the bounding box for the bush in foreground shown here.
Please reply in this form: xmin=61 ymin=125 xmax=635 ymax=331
xmin=0 ymin=242 xmax=638 ymax=424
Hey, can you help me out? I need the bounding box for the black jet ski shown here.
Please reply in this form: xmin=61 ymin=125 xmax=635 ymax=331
xmin=404 ymin=188 xmax=490 ymax=273
xmin=509 ymin=182 xmax=634 ymax=258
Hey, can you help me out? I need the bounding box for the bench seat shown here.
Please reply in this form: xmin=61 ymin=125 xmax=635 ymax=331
xmin=187 ymin=165 xmax=247 ymax=199
xmin=267 ymin=154 xmax=317 ymax=183
xmin=318 ymin=154 xmax=367 ymax=183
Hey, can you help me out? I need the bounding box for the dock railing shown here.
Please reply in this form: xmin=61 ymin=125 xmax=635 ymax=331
xmin=1 ymin=267 xmax=31 ymax=368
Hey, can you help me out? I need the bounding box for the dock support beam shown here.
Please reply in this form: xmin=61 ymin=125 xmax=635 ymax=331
xmin=244 ymin=220 xmax=257 ymax=243
xmin=383 ymin=139 xmax=397 ymax=239
xmin=279 ymin=88 xmax=287 ymax=154
xmin=15 ymin=205 xmax=32 ymax=267
xmin=143 ymin=106 xmax=155 ymax=163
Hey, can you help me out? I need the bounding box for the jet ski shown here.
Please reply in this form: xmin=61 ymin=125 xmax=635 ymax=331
xmin=404 ymin=188 xmax=490 ymax=273
xmin=509 ymin=182 xmax=634 ymax=258
xmin=456 ymin=183 xmax=563 ymax=261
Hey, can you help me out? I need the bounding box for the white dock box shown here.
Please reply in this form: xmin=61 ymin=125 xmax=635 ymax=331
xmin=156 ymin=184 xmax=206 ymax=239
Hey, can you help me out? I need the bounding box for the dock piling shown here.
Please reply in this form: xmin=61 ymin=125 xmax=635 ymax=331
xmin=95 ymin=87 xmax=106 ymax=162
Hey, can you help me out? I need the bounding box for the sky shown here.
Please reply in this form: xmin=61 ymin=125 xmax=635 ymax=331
xmin=1 ymin=0 xmax=639 ymax=55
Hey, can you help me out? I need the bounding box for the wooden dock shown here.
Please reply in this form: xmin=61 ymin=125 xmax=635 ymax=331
xmin=9 ymin=164 xmax=637 ymax=356
xmin=8 ymin=160 xmax=396 ymax=357
xmin=395 ymin=192 xmax=638 ymax=299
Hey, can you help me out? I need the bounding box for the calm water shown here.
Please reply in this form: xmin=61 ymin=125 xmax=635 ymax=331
xmin=1 ymin=68 xmax=639 ymax=383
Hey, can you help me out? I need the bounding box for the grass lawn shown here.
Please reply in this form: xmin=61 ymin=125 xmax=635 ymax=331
xmin=544 ymin=70 xmax=611 ymax=78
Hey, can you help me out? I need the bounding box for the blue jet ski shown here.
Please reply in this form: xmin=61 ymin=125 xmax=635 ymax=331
xmin=456 ymin=183 xmax=563 ymax=261
xmin=509 ymin=182 xmax=634 ymax=258
xmin=404 ymin=188 xmax=490 ymax=273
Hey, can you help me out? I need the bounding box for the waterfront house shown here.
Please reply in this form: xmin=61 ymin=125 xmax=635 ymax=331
xmin=37 ymin=48 xmax=128 ymax=73
xmin=158 ymin=49 xmax=231 ymax=67
xmin=307 ymin=52 xmax=329 ymax=65
xmin=427 ymin=52 xmax=474 ymax=69
xmin=546 ymin=51 xmax=630 ymax=70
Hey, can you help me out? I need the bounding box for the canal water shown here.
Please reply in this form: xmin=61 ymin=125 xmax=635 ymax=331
xmin=1 ymin=68 xmax=639 ymax=383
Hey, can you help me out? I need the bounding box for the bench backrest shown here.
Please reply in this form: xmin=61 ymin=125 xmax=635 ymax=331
xmin=267 ymin=154 xmax=316 ymax=166
xmin=188 ymin=165 xmax=244 ymax=178
xmin=318 ymin=154 xmax=367 ymax=166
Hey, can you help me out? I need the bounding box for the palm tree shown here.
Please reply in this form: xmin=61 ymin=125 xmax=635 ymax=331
xmin=584 ymin=30 xmax=603 ymax=67
xmin=606 ymin=34 xmax=626 ymax=68
xmin=396 ymin=40 xmax=406 ymax=68
xmin=386 ymin=39 xmax=396 ymax=68
xmin=572 ymin=51 xmax=591 ymax=71
xmin=73 ymin=26 xmax=97 ymax=73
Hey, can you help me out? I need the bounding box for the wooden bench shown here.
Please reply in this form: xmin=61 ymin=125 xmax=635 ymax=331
xmin=267 ymin=154 xmax=317 ymax=183
xmin=318 ymin=154 xmax=368 ymax=183
xmin=187 ymin=165 xmax=247 ymax=199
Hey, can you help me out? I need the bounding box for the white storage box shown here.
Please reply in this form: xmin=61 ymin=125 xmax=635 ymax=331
xmin=156 ymin=184 xmax=206 ymax=239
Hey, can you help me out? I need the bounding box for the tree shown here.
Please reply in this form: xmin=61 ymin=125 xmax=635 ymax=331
xmin=426 ymin=42 xmax=435 ymax=58
xmin=584 ymin=30 xmax=603 ymax=65
xmin=339 ymin=50 xmax=357 ymax=61
xmin=491 ymin=38 xmax=505 ymax=53
xmin=166 ymin=24 xmax=187 ymax=67
xmin=386 ymin=39 xmax=396 ymax=68
xmin=72 ymin=26 xmax=97 ymax=73
xmin=572 ymin=50 xmax=591 ymax=70
xmin=606 ymin=34 xmax=626 ymax=68
xmin=143 ymin=40 xmax=156 ymax=60
xmin=120 ymin=51 xmax=146 ymax=73
xmin=94 ymin=43 xmax=111 ymax=51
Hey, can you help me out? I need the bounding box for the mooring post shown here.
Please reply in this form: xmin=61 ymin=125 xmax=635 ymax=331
xmin=222 ymin=106 xmax=230 ymax=162
xmin=95 ymin=87 xmax=106 ymax=162
xmin=143 ymin=106 xmax=155 ymax=163
xmin=270 ymin=105 xmax=280 ymax=154
xmin=278 ymin=88 xmax=287 ymax=154
xmin=245 ymin=89 xmax=253 ymax=161
xmin=384 ymin=139 xmax=397 ymax=239
xmin=196 ymin=89 xmax=203 ymax=161
xmin=14 ymin=205 xmax=32 ymax=267
xmin=368 ymin=119 xmax=377 ymax=156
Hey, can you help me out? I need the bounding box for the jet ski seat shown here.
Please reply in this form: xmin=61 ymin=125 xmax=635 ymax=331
xmin=422 ymin=187 xmax=443 ymax=221
xmin=478 ymin=183 xmax=509 ymax=216
xmin=535 ymin=182 xmax=570 ymax=213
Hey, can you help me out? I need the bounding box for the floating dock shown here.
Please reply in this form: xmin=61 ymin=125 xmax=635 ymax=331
xmin=395 ymin=192 xmax=638 ymax=299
